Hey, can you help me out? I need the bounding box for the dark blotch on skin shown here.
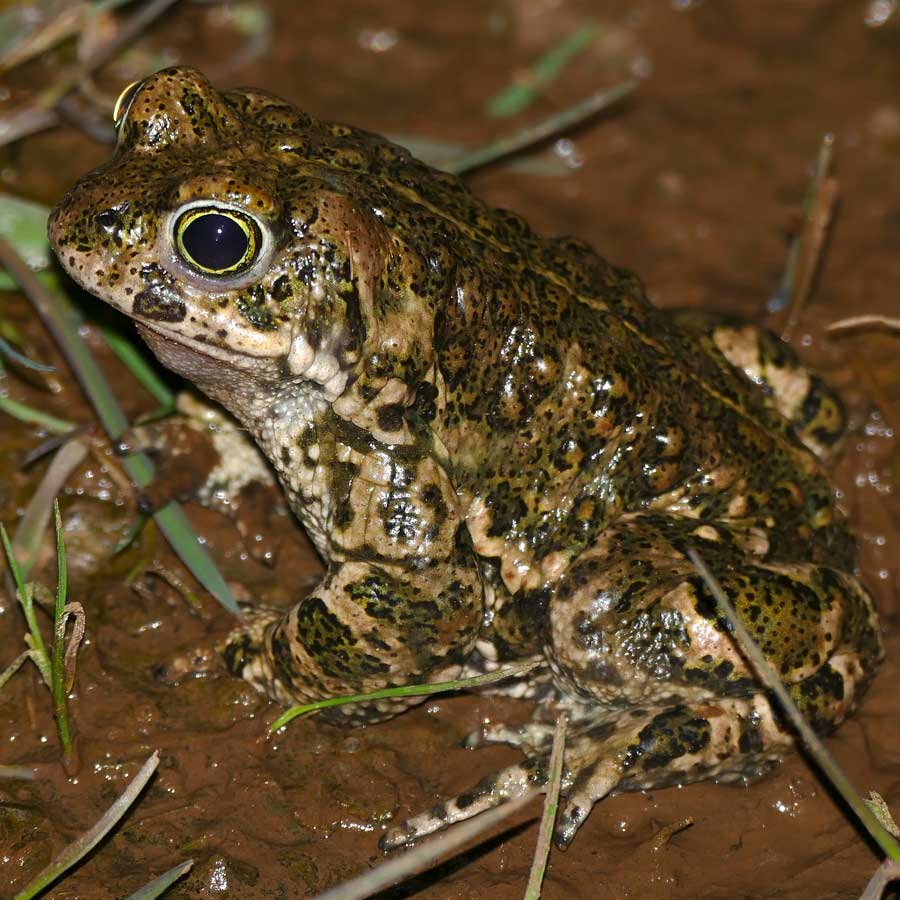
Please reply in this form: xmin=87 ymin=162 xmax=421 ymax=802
xmin=133 ymin=289 xmax=187 ymax=322
xmin=377 ymin=403 xmax=405 ymax=433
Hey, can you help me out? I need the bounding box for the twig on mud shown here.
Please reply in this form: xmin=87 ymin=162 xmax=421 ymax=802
xmin=445 ymin=80 xmax=636 ymax=176
xmin=524 ymin=712 xmax=567 ymax=899
xmin=826 ymin=314 xmax=900 ymax=334
xmin=11 ymin=751 xmax=160 ymax=900
xmin=12 ymin=439 xmax=89 ymax=579
xmin=687 ymin=548 xmax=900 ymax=864
xmin=859 ymin=859 xmax=900 ymax=900
xmin=650 ymin=817 xmax=694 ymax=852
xmin=775 ymin=135 xmax=839 ymax=342
xmin=0 ymin=764 xmax=35 ymax=780
xmin=312 ymin=792 xmax=538 ymax=900
xmin=1 ymin=2 xmax=97 ymax=73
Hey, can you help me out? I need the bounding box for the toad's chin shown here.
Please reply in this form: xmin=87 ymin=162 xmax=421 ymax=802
xmin=136 ymin=322 xmax=286 ymax=400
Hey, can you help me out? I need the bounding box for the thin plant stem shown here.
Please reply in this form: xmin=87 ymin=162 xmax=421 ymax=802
xmin=0 ymin=394 xmax=74 ymax=433
xmin=445 ymin=81 xmax=635 ymax=175
xmin=0 ymin=649 xmax=31 ymax=690
xmin=0 ymin=764 xmax=35 ymax=780
xmin=50 ymin=501 xmax=73 ymax=762
xmin=313 ymin=792 xmax=537 ymax=900
xmin=270 ymin=659 xmax=542 ymax=731
xmin=487 ymin=24 xmax=600 ymax=118
xmin=778 ymin=135 xmax=838 ymax=341
xmin=859 ymin=859 xmax=900 ymax=900
xmin=524 ymin=712 xmax=567 ymax=899
xmin=100 ymin=325 xmax=175 ymax=410
xmin=1 ymin=523 xmax=50 ymax=684
xmin=12 ymin=751 xmax=160 ymax=900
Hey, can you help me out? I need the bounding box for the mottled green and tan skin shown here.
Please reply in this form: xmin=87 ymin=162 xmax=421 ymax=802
xmin=49 ymin=67 xmax=882 ymax=848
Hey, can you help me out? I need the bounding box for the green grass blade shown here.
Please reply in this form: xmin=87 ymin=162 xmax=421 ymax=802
xmin=687 ymin=548 xmax=900 ymax=864
xmin=100 ymin=325 xmax=175 ymax=410
xmin=0 ymin=523 xmax=50 ymax=681
xmin=0 ymin=394 xmax=74 ymax=433
xmin=124 ymin=859 xmax=194 ymax=900
xmin=12 ymin=751 xmax=160 ymax=900
xmin=0 ymin=335 xmax=54 ymax=372
xmin=270 ymin=659 xmax=541 ymax=731
xmin=487 ymin=23 xmax=600 ymax=118
xmin=150 ymin=502 xmax=239 ymax=613
xmin=0 ymin=234 xmax=239 ymax=614
xmin=50 ymin=501 xmax=73 ymax=759
xmin=0 ymin=194 xmax=52 ymax=288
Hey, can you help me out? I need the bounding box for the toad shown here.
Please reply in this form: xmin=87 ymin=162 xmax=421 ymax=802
xmin=48 ymin=67 xmax=882 ymax=848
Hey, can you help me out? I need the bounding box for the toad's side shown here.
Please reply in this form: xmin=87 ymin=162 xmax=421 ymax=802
xmin=48 ymin=67 xmax=882 ymax=848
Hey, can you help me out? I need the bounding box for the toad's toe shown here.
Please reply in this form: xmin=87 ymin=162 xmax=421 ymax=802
xmin=380 ymin=757 xmax=546 ymax=850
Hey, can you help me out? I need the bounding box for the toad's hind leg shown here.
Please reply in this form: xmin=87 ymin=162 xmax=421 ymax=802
xmin=382 ymin=515 xmax=881 ymax=850
xmin=380 ymin=672 xmax=848 ymax=851
xmin=670 ymin=308 xmax=846 ymax=457
xmin=383 ymin=654 xmax=878 ymax=852
xmin=379 ymin=695 xmax=785 ymax=850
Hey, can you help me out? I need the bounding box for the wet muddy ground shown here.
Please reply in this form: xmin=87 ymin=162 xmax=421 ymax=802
xmin=1 ymin=1 xmax=899 ymax=897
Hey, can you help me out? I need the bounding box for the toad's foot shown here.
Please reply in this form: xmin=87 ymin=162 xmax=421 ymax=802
xmin=463 ymin=719 xmax=559 ymax=754
xmin=381 ymin=693 xmax=793 ymax=851
xmin=153 ymin=604 xmax=282 ymax=686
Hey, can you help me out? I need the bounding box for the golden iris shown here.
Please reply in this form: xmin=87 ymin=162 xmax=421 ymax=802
xmin=174 ymin=208 xmax=261 ymax=276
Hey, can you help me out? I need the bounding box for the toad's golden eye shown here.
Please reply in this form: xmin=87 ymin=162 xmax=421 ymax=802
xmin=113 ymin=80 xmax=142 ymax=129
xmin=174 ymin=207 xmax=261 ymax=276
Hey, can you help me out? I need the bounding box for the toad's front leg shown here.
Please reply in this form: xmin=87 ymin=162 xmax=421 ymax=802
xmin=220 ymin=423 xmax=486 ymax=722
xmin=222 ymin=548 xmax=484 ymax=722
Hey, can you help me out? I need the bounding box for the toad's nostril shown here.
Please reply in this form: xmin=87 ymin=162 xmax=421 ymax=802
xmin=95 ymin=209 xmax=121 ymax=231
xmin=94 ymin=202 xmax=130 ymax=233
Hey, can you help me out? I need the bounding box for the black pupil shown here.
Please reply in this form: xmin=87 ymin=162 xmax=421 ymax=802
xmin=181 ymin=213 xmax=249 ymax=271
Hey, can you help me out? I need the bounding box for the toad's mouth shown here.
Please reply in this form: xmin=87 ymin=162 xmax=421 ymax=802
xmin=136 ymin=319 xmax=244 ymax=363
xmin=135 ymin=319 xmax=288 ymax=384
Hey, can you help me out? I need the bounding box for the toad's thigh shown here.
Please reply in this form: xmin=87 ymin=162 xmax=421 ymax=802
xmin=668 ymin=308 xmax=845 ymax=456
xmin=546 ymin=514 xmax=881 ymax=722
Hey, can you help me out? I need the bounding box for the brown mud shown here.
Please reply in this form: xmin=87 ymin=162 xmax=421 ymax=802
xmin=1 ymin=1 xmax=899 ymax=897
